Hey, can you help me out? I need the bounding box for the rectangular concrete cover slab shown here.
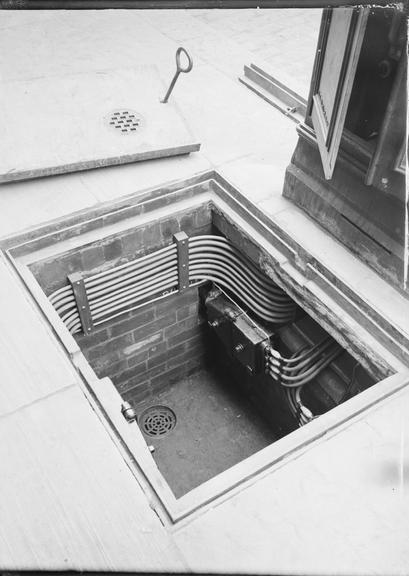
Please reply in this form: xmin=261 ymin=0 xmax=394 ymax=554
xmin=0 ymin=65 xmax=201 ymax=183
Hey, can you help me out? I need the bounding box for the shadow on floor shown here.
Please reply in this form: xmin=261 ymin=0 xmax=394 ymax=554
xmin=134 ymin=367 xmax=277 ymax=498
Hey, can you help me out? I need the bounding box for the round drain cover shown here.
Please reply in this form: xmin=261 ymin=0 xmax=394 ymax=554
xmin=106 ymin=109 xmax=144 ymax=134
xmin=140 ymin=405 xmax=176 ymax=437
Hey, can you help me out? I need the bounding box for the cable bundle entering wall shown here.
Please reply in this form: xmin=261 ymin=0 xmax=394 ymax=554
xmin=49 ymin=233 xmax=296 ymax=335
xmin=266 ymin=338 xmax=343 ymax=425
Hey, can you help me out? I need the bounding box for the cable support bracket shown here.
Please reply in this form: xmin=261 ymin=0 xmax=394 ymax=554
xmin=173 ymin=231 xmax=189 ymax=293
xmin=68 ymin=271 xmax=93 ymax=335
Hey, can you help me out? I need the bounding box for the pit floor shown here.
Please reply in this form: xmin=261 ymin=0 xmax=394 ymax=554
xmin=133 ymin=367 xmax=277 ymax=498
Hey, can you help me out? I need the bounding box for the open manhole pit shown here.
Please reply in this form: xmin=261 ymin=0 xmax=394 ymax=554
xmin=17 ymin=187 xmax=399 ymax=503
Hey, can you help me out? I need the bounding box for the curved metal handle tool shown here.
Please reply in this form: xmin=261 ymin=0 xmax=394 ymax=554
xmin=161 ymin=47 xmax=193 ymax=104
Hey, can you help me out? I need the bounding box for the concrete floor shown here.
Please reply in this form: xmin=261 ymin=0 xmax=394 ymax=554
xmin=134 ymin=367 xmax=277 ymax=498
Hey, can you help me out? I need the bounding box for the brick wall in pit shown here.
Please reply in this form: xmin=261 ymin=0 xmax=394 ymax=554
xmin=76 ymin=287 xmax=208 ymax=404
xmin=29 ymin=202 xmax=212 ymax=296
xmin=28 ymin=203 xmax=213 ymax=403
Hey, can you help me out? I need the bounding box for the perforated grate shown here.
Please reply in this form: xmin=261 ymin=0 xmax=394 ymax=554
xmin=106 ymin=109 xmax=144 ymax=134
xmin=140 ymin=405 xmax=177 ymax=437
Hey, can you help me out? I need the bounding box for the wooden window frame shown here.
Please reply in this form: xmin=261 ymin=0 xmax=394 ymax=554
xmin=394 ymin=138 xmax=408 ymax=176
xmin=366 ymin=54 xmax=407 ymax=186
xmin=307 ymin=7 xmax=369 ymax=180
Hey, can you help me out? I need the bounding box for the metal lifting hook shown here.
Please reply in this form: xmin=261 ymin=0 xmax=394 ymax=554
xmin=160 ymin=47 xmax=193 ymax=104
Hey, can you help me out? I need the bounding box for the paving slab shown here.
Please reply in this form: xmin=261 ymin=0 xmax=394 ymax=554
xmin=0 ymin=385 xmax=186 ymax=571
xmin=151 ymin=9 xmax=322 ymax=97
xmin=0 ymin=67 xmax=200 ymax=183
xmin=174 ymin=381 xmax=409 ymax=574
xmin=0 ymin=253 xmax=80 ymax=416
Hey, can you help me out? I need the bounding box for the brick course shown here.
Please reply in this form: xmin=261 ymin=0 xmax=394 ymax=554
xmin=29 ymin=206 xmax=213 ymax=403
xmin=77 ymin=286 xmax=207 ymax=404
xmin=29 ymin=204 xmax=212 ymax=296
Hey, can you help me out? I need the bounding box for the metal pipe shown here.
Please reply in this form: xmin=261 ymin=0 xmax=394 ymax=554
xmin=61 ymin=307 xmax=80 ymax=325
xmin=86 ymin=251 xmax=176 ymax=295
xmin=90 ymin=269 xmax=179 ymax=314
xmin=88 ymin=260 xmax=178 ymax=301
xmin=92 ymin=277 xmax=179 ymax=321
xmin=189 ymin=262 xmax=295 ymax=317
xmin=277 ymin=347 xmax=343 ymax=387
xmin=190 ymin=238 xmax=286 ymax=296
xmin=49 ymin=286 xmax=74 ymax=306
xmin=55 ymin=300 xmax=78 ymax=316
xmin=189 ymin=250 xmax=291 ymax=304
xmin=49 ymin=233 xmax=297 ymax=332
xmin=85 ymin=244 xmax=176 ymax=287
xmin=189 ymin=272 xmax=293 ymax=323
xmin=92 ymin=288 xmax=180 ymax=327
xmin=66 ymin=317 xmax=81 ymax=333
xmin=281 ymin=339 xmax=335 ymax=373
xmin=189 ymin=256 xmax=277 ymax=303
xmin=189 ymin=237 xmax=279 ymax=288
xmin=281 ymin=337 xmax=330 ymax=364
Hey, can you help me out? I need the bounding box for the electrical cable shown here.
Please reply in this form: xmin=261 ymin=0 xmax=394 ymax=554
xmin=338 ymin=361 xmax=360 ymax=403
xmin=49 ymin=233 xmax=294 ymax=334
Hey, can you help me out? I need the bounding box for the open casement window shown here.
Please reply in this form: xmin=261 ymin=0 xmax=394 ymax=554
xmin=308 ymin=7 xmax=369 ymax=179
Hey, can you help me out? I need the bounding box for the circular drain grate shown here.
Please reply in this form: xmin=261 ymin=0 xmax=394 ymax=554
xmin=140 ymin=405 xmax=177 ymax=437
xmin=106 ymin=109 xmax=144 ymax=134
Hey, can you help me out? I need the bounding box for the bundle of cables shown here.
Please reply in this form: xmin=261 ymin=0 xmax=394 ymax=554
xmin=49 ymin=234 xmax=296 ymax=334
xmin=266 ymin=337 xmax=343 ymax=426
